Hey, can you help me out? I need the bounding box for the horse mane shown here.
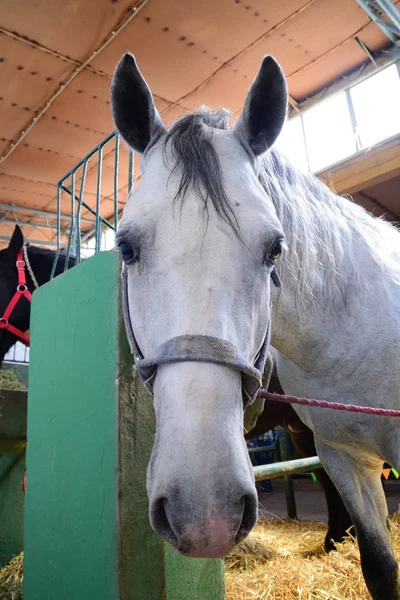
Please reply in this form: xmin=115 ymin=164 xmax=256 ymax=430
xmin=164 ymin=107 xmax=239 ymax=233
xmin=166 ymin=107 xmax=400 ymax=305
xmin=259 ymin=151 xmax=400 ymax=304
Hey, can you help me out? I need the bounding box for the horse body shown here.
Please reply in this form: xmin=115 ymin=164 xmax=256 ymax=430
xmin=272 ymin=210 xmax=400 ymax=597
xmin=257 ymin=140 xmax=400 ymax=600
xmin=266 ymin=154 xmax=400 ymax=454
xmin=111 ymin=53 xmax=400 ymax=598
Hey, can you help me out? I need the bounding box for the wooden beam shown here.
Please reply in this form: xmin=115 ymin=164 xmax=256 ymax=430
xmin=288 ymin=95 xmax=301 ymax=114
xmin=318 ymin=133 xmax=400 ymax=194
xmin=357 ymin=191 xmax=398 ymax=220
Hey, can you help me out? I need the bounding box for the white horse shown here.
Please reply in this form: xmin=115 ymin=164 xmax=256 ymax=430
xmin=111 ymin=53 xmax=400 ymax=599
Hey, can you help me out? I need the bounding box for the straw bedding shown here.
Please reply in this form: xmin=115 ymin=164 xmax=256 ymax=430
xmin=225 ymin=513 xmax=400 ymax=600
xmin=0 ymin=370 xmax=26 ymax=391
xmin=1 ymin=515 xmax=399 ymax=599
xmin=0 ymin=553 xmax=23 ymax=600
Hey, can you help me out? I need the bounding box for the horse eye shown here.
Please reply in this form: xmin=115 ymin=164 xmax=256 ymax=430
xmin=118 ymin=241 xmax=136 ymax=264
xmin=267 ymin=239 xmax=283 ymax=262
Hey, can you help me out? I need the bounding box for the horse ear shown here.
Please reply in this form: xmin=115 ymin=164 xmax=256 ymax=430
xmin=111 ymin=53 xmax=166 ymax=154
xmin=8 ymin=225 xmax=24 ymax=255
xmin=235 ymin=55 xmax=288 ymax=156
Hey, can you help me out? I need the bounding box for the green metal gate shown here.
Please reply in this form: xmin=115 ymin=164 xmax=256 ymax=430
xmin=51 ymin=131 xmax=133 ymax=276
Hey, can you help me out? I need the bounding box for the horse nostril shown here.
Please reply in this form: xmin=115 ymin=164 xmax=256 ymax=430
xmin=235 ymin=493 xmax=258 ymax=544
xmin=151 ymin=497 xmax=178 ymax=546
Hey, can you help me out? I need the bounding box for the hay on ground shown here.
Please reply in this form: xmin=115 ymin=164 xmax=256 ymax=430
xmin=0 ymin=553 xmax=23 ymax=600
xmin=226 ymin=513 xmax=400 ymax=600
xmin=0 ymin=370 xmax=26 ymax=391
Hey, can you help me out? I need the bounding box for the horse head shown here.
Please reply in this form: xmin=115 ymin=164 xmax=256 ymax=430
xmin=111 ymin=54 xmax=288 ymax=557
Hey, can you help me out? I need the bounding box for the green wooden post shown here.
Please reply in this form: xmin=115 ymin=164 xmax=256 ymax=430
xmin=278 ymin=428 xmax=298 ymax=520
xmin=23 ymin=251 xmax=225 ymax=600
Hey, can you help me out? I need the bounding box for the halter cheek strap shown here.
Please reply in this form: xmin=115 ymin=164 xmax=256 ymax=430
xmin=0 ymin=249 xmax=35 ymax=347
xmin=121 ymin=267 xmax=272 ymax=406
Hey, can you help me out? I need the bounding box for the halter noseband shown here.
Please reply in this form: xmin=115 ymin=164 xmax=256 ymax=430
xmin=0 ymin=248 xmax=37 ymax=347
xmin=121 ymin=266 xmax=279 ymax=407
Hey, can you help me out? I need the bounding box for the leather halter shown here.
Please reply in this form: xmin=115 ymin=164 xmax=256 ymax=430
xmin=121 ymin=266 xmax=279 ymax=406
xmin=0 ymin=249 xmax=33 ymax=346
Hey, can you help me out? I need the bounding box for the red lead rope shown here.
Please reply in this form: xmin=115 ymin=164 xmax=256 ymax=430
xmin=0 ymin=249 xmax=32 ymax=346
xmin=258 ymin=389 xmax=400 ymax=417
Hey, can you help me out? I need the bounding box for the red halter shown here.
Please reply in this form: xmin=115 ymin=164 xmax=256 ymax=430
xmin=0 ymin=249 xmax=32 ymax=346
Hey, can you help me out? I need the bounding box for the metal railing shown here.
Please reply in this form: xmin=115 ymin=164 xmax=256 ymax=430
xmin=248 ymin=427 xmax=322 ymax=519
xmin=51 ymin=132 xmax=134 ymax=277
xmin=254 ymin=456 xmax=322 ymax=482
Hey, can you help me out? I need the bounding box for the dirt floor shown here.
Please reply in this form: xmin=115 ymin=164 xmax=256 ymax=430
xmin=257 ymin=477 xmax=400 ymax=521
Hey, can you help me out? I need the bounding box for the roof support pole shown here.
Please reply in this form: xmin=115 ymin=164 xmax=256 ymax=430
xmin=0 ymin=203 xmax=95 ymax=224
xmin=375 ymin=0 xmax=400 ymax=32
xmin=355 ymin=0 xmax=400 ymax=43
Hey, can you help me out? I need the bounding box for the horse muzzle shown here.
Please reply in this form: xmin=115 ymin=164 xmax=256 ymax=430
xmin=149 ymin=482 xmax=258 ymax=558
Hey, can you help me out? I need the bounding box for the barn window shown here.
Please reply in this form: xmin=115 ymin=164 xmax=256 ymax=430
xmin=276 ymin=63 xmax=400 ymax=174
xmin=302 ymin=92 xmax=357 ymax=172
xmin=275 ymin=116 xmax=309 ymax=172
xmin=350 ymin=64 xmax=400 ymax=149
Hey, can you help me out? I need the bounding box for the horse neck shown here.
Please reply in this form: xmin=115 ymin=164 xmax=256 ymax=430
xmin=264 ymin=153 xmax=398 ymax=369
xmin=25 ymin=248 xmax=71 ymax=287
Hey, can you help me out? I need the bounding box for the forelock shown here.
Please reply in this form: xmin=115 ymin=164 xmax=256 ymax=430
xmin=163 ymin=107 xmax=240 ymax=234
